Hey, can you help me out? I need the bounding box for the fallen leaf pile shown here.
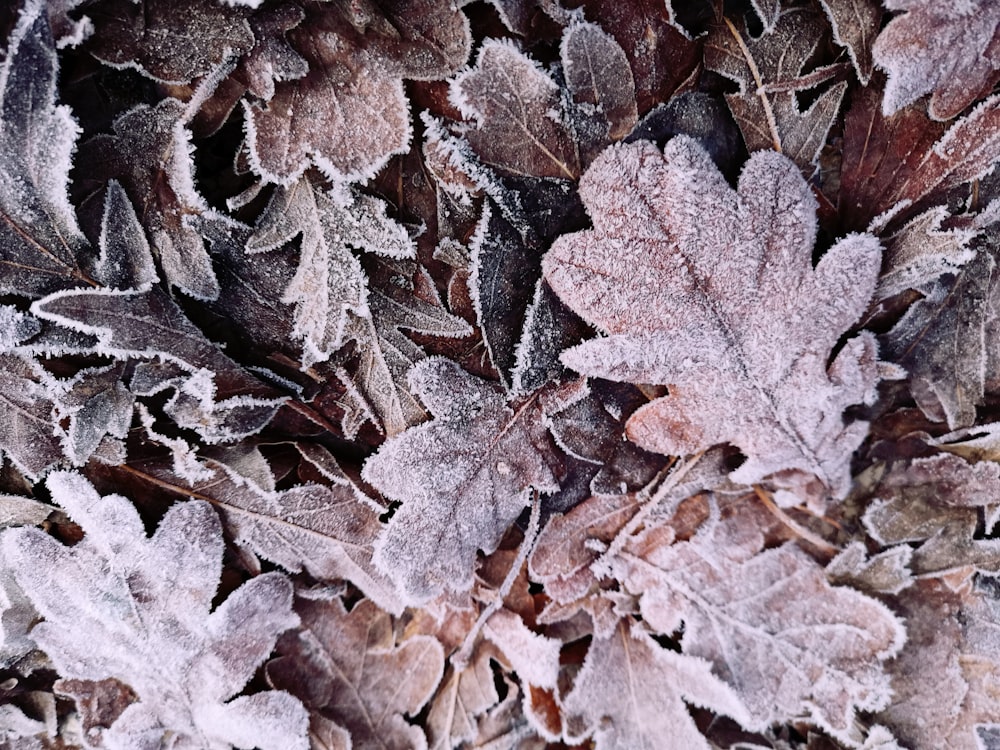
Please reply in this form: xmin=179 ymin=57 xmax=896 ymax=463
xmin=1 ymin=0 xmax=1000 ymax=748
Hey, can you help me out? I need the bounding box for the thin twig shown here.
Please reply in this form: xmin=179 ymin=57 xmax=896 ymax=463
xmin=752 ymin=484 xmax=839 ymax=554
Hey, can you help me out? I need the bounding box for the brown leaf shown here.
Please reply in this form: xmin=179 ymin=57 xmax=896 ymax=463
xmin=450 ymin=40 xmax=580 ymax=179
xmin=562 ymin=619 xmax=751 ymax=749
xmin=426 ymin=646 xmax=499 ymax=750
xmin=566 ymin=0 xmax=700 ymax=114
xmin=873 ymin=0 xmax=1000 ymax=121
xmin=705 ymin=9 xmax=848 ymax=171
xmin=863 ymin=454 xmax=1000 ymax=578
xmin=839 ymin=79 xmax=1000 ymax=231
xmin=817 ymin=0 xmax=882 ymax=84
xmin=877 ymin=580 xmax=1000 ymax=749
xmin=0 ymin=354 xmax=65 ymax=482
xmin=268 ymin=596 xmax=444 ymax=750
xmin=237 ymin=2 xmax=309 ymax=101
xmin=620 ymin=532 xmax=905 ymax=740
xmin=361 ymin=357 xmax=561 ymax=603
xmin=85 ymin=0 xmax=254 ymax=84
xmin=542 ymin=137 xmax=881 ymax=497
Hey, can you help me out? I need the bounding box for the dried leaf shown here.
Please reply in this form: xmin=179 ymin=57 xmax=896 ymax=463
xmin=562 ymin=620 xmax=751 ymax=749
xmin=817 ymin=0 xmax=882 ymax=84
xmin=621 ymin=535 xmax=906 ymax=740
xmin=237 ymin=2 xmax=308 ymax=101
xmin=362 ymin=357 xmax=560 ymax=603
xmin=705 ymin=9 xmax=848 ymax=171
xmin=542 ymin=137 xmax=881 ymax=497
xmin=85 ymin=0 xmax=253 ymax=84
xmin=80 ymin=99 xmax=220 ymax=300
xmin=1 ymin=471 xmax=308 ymax=750
xmin=0 ymin=354 xmax=66 ymax=481
xmin=247 ymin=178 xmax=415 ymax=368
xmin=426 ymin=646 xmax=499 ymax=750
xmin=0 ymin=0 xmax=91 ymax=297
xmin=267 ymin=596 xmax=444 ymax=750
xmin=881 ymin=251 xmax=999 ymax=428
xmin=863 ymin=454 xmax=1000 ymax=577
xmin=90 ymin=181 xmax=158 ymax=292
xmin=117 ymin=454 xmax=405 ymax=615
xmin=450 ymin=40 xmax=579 ymax=180
xmin=873 ymin=0 xmax=1000 ymax=121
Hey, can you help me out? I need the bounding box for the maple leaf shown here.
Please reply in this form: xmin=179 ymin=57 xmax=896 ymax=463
xmin=873 ymin=0 xmax=1000 ymax=121
xmin=450 ymin=40 xmax=580 ymax=180
xmin=705 ymin=9 xmax=848 ymax=172
xmin=0 ymin=0 xmax=92 ymax=298
xmin=0 ymin=471 xmax=308 ymax=750
xmin=246 ymin=178 xmax=415 ymax=368
xmin=562 ymin=619 xmax=751 ymax=750
xmin=361 ymin=357 xmax=561 ymax=603
xmin=267 ymin=595 xmax=444 ymax=750
xmin=542 ymin=136 xmax=882 ymax=497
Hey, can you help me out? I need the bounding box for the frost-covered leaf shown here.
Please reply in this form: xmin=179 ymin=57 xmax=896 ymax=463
xmin=620 ymin=535 xmax=906 ymax=740
xmin=826 ymin=541 xmax=913 ymax=596
xmin=237 ymin=2 xmax=308 ymax=101
xmin=470 ymin=182 xmax=586 ymax=388
xmin=562 ymin=620 xmax=750 ymax=750
xmin=450 ymin=40 xmax=580 ymax=180
xmin=875 ymin=206 xmax=977 ymax=301
xmin=817 ymin=0 xmax=882 ymax=84
xmin=84 ymin=0 xmax=254 ymax=84
xmin=0 ymin=471 xmax=308 ymax=750
xmin=57 ymin=363 xmax=133 ymax=465
xmin=0 ymin=354 xmax=65 ymax=481
xmin=345 ymin=275 xmax=474 ymax=436
xmin=570 ymin=0 xmax=700 ymax=114
xmin=362 ymin=357 xmax=561 ymax=603
xmin=118 ymin=454 xmax=404 ymax=615
xmin=247 ymin=178 xmax=415 ymax=368
xmin=267 ymin=596 xmax=444 ymax=750
xmin=559 ymin=21 xmax=637 ymax=163
xmin=840 ymin=82 xmax=1000 ymax=231
xmin=0 ymin=0 xmax=91 ymax=297
xmin=32 ymin=285 xmax=274 ymax=400
xmin=862 ymin=454 xmax=1000 ymax=577
xmin=542 ymin=136 xmax=881 ymax=497
xmin=882 ymin=251 xmax=999 ymax=429
xmin=873 ymin=0 xmax=1000 ymax=121
xmin=0 ymin=548 xmax=36 ymax=669
xmin=80 ymin=99 xmax=219 ymax=299
xmin=877 ymin=580 xmax=1000 ymax=750
xmin=705 ymin=9 xmax=848 ymax=171
xmin=89 ymin=181 xmax=157 ymax=291
xmin=426 ymin=646 xmax=499 ymax=750
xmin=243 ymin=0 xmax=468 ymax=185
xmin=482 ymin=609 xmax=560 ymax=690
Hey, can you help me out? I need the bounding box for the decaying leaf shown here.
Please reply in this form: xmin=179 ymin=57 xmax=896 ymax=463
xmin=543 ymin=136 xmax=881 ymax=497
xmin=873 ymin=0 xmax=1000 ymax=121
xmin=1 ymin=471 xmax=308 ymax=750
xmin=818 ymin=0 xmax=882 ymax=84
xmin=0 ymin=354 xmax=66 ymax=481
xmin=562 ymin=620 xmax=751 ymax=750
xmin=705 ymin=9 xmax=848 ymax=171
xmin=362 ymin=357 xmax=561 ymax=603
xmin=267 ymin=596 xmax=444 ymax=750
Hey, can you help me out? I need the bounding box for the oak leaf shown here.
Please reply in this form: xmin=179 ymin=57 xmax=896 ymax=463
xmin=561 ymin=620 xmax=750 ymax=750
xmin=267 ymin=596 xmax=444 ymax=750
xmin=542 ymin=136 xmax=881 ymax=497
xmin=873 ymin=0 xmax=1000 ymax=121
xmin=362 ymin=357 xmax=561 ymax=603
xmin=0 ymin=471 xmax=308 ymax=750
